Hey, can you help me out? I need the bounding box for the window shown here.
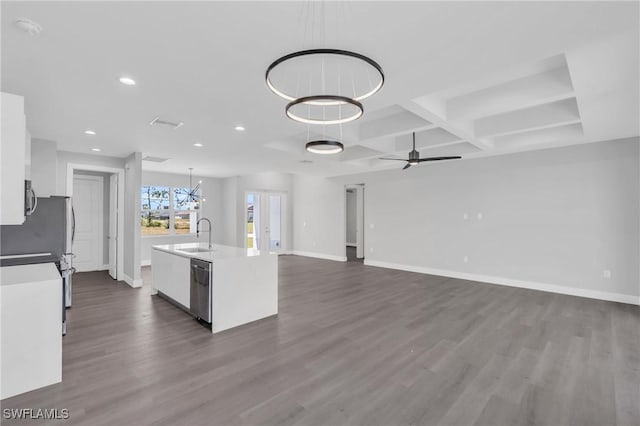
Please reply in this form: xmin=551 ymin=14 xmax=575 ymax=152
xmin=141 ymin=185 xmax=200 ymax=236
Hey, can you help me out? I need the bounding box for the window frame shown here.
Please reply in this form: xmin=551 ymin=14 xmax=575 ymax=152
xmin=141 ymin=185 xmax=200 ymax=237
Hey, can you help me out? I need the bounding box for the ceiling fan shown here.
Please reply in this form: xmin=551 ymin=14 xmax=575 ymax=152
xmin=379 ymin=132 xmax=462 ymax=170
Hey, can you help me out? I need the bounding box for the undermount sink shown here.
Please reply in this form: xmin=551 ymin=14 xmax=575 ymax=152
xmin=177 ymin=247 xmax=214 ymax=253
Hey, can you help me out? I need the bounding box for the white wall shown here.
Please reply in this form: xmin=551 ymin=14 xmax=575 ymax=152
xmin=140 ymin=171 xmax=224 ymax=263
xmin=123 ymin=152 xmax=142 ymax=285
xmin=56 ymin=150 xmax=125 ymax=196
xmin=346 ymin=190 xmax=357 ymax=245
xmin=30 ymin=139 xmax=57 ymax=197
xmin=292 ymin=175 xmax=346 ymax=261
xmin=222 ymin=177 xmax=238 ymax=246
xmin=223 ymin=172 xmax=293 ymax=250
xmin=293 ymin=138 xmax=640 ymax=304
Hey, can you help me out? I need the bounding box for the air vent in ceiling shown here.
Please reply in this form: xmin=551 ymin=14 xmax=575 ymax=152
xmin=149 ymin=116 xmax=184 ymax=129
xmin=142 ymin=156 xmax=169 ymax=163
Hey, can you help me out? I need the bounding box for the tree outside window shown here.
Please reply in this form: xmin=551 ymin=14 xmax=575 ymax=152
xmin=141 ymin=185 xmax=200 ymax=236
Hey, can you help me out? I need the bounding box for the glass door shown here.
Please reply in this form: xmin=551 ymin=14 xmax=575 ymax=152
xmin=245 ymin=191 xmax=286 ymax=253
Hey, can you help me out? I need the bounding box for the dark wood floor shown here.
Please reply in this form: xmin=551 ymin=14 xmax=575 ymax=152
xmin=346 ymin=246 xmax=363 ymax=263
xmin=3 ymin=256 xmax=639 ymax=426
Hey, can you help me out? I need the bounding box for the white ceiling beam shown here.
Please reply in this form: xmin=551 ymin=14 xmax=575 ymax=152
xmin=446 ymin=67 xmax=575 ymax=121
xmin=474 ymin=97 xmax=581 ymax=138
xmin=399 ymin=100 xmax=492 ymax=151
xmin=358 ymin=111 xmax=434 ymax=141
xmin=490 ymin=123 xmax=584 ymax=150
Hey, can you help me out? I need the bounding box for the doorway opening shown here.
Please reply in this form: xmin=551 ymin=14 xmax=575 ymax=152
xmin=345 ymin=184 xmax=364 ymax=262
xmin=245 ymin=191 xmax=287 ymax=253
xmin=66 ymin=164 xmax=124 ymax=280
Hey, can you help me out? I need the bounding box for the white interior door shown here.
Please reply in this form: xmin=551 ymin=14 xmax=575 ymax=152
xmin=245 ymin=191 xmax=286 ymax=253
xmin=72 ymin=175 xmax=103 ymax=272
xmin=108 ymin=174 xmax=118 ymax=279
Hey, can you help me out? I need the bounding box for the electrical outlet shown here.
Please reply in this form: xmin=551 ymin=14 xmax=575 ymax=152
xmin=477 ymin=212 xmax=483 ymax=221
xmin=463 ymin=256 xmax=469 ymax=263
xmin=303 ymin=221 xmax=307 ymax=228
xmin=463 ymin=212 xmax=469 ymax=220
xmin=312 ymin=241 xmax=317 ymax=247
xmin=370 ymin=247 xmax=374 ymax=253
xmin=603 ymin=270 xmax=611 ymax=279
xmin=369 ymin=223 xmax=375 ymax=229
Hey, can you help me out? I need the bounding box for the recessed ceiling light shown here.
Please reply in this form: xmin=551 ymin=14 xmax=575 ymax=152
xmin=234 ymin=125 xmax=246 ymax=131
xmin=193 ymin=143 xmax=203 ymax=147
xmin=91 ymin=148 xmax=101 ymax=152
xmin=84 ymin=130 xmax=96 ymax=135
xmin=118 ymin=76 xmax=136 ymax=86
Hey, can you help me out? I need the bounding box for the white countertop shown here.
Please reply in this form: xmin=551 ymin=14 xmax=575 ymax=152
xmin=151 ymin=242 xmax=272 ymax=262
xmin=0 ymin=262 xmax=60 ymax=286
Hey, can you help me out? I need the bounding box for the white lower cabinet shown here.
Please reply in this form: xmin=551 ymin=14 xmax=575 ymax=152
xmin=151 ymin=249 xmax=190 ymax=308
xmin=1 ymin=263 xmax=62 ymax=399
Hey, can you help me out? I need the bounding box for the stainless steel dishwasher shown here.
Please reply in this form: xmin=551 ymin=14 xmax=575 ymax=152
xmin=190 ymin=258 xmax=211 ymax=323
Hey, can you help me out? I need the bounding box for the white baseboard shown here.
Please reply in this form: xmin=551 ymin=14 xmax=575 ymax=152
xmin=364 ymin=259 xmax=640 ymax=306
xmin=122 ymin=273 xmax=143 ymax=289
xmin=346 ymin=243 xmax=357 ymax=247
xmin=292 ymin=250 xmax=347 ymax=262
xmin=97 ymin=264 xmax=110 ymax=271
xmin=141 ymin=259 xmax=151 ymax=267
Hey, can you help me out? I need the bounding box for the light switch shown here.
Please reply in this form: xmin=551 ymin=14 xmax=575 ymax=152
xmin=369 ymin=223 xmax=375 ymax=229
xmin=477 ymin=213 xmax=483 ymax=221
xmin=463 ymin=213 xmax=469 ymax=220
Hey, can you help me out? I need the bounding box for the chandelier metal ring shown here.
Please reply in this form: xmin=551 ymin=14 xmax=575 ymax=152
xmin=305 ymin=140 xmax=345 ymax=155
xmin=286 ymin=95 xmax=363 ymax=125
xmin=265 ymin=48 xmax=385 ymax=105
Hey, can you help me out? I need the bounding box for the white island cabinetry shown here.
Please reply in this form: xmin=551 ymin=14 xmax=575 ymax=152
xmin=151 ymin=243 xmax=278 ymax=333
xmin=1 ymin=263 xmax=62 ymax=399
xmin=151 ymin=248 xmax=190 ymax=308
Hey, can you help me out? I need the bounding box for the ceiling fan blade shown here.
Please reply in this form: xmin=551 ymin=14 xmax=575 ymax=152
xmin=379 ymin=157 xmax=407 ymax=161
xmin=402 ymin=163 xmax=412 ymax=170
xmin=417 ymin=156 xmax=462 ymax=162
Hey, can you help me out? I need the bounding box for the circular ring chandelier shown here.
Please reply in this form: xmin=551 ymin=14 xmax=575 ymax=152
xmin=286 ymin=95 xmax=363 ymax=125
xmin=266 ymin=48 xmax=385 ymax=106
xmin=305 ymin=140 xmax=344 ymax=155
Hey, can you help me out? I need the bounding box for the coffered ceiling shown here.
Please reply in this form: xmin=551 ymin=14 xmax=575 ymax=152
xmin=1 ymin=1 xmax=638 ymax=178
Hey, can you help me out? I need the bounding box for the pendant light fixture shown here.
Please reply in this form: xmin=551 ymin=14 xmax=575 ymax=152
xmin=305 ymin=140 xmax=344 ymax=154
xmin=174 ymin=168 xmax=203 ymax=209
xmin=265 ymin=4 xmax=384 ymax=127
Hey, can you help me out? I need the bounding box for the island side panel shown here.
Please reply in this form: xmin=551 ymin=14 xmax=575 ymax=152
xmin=211 ymin=253 xmax=278 ymax=333
xmin=1 ymin=269 xmax=62 ymax=399
xmin=151 ymin=248 xmax=191 ymax=308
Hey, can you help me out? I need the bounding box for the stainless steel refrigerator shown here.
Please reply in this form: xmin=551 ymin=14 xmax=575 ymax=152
xmin=0 ymin=196 xmax=75 ymax=334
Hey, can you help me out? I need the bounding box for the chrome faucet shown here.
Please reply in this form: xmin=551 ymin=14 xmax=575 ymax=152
xmin=196 ymin=218 xmax=213 ymax=249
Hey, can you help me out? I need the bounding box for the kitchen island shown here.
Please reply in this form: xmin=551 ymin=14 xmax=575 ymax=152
xmin=1 ymin=263 xmax=62 ymax=399
xmin=150 ymin=243 xmax=278 ymax=333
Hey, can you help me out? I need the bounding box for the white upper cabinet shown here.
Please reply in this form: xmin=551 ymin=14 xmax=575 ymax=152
xmin=1 ymin=92 xmax=27 ymax=225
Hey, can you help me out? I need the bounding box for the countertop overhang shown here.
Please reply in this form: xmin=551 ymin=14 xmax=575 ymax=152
xmin=151 ymin=242 xmax=273 ymax=262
